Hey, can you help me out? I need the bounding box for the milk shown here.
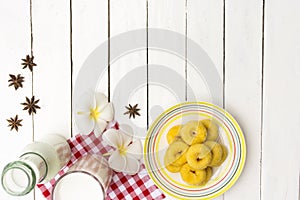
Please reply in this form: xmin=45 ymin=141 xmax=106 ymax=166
xmin=53 ymin=172 xmax=105 ymax=200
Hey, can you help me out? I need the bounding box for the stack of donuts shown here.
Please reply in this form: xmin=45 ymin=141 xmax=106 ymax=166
xmin=164 ymin=119 xmax=227 ymax=186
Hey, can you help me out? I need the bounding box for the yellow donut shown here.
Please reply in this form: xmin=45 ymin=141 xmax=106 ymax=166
xmin=164 ymin=140 xmax=189 ymax=166
xmin=200 ymin=167 xmax=213 ymax=186
xmin=166 ymin=125 xmax=182 ymax=144
xmin=186 ymin=144 xmax=212 ymax=170
xmin=180 ymin=121 xmax=207 ymax=145
xmin=166 ymin=164 xmax=181 ymax=173
xmin=172 ymin=151 xmax=187 ymax=167
xmin=214 ymin=144 xmax=228 ymax=167
xmin=201 ymin=119 xmax=219 ymax=141
xmin=204 ymin=141 xmax=223 ymax=167
xmin=206 ymin=167 xmax=213 ymax=180
xmin=180 ymin=163 xmax=207 ymax=185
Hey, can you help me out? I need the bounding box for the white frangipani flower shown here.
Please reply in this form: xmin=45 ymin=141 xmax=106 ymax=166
xmin=75 ymin=92 xmax=114 ymax=136
xmin=102 ymin=128 xmax=142 ymax=175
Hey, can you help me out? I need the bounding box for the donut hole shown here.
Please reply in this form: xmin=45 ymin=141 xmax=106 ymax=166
xmin=176 ymin=151 xmax=183 ymax=157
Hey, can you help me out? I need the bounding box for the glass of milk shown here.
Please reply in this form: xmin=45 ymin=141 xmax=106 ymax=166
xmin=52 ymin=154 xmax=112 ymax=200
xmin=1 ymin=134 xmax=71 ymax=196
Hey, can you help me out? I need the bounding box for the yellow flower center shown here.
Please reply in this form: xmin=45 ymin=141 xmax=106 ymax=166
xmin=118 ymin=145 xmax=127 ymax=156
xmin=89 ymin=106 xmax=100 ymax=121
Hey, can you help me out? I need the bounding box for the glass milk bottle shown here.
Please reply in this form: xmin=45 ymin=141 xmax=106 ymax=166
xmin=1 ymin=134 xmax=71 ymax=196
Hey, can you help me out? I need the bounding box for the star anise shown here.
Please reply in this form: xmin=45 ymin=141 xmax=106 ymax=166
xmin=21 ymin=96 xmax=41 ymax=115
xmin=7 ymin=115 xmax=23 ymax=132
xmin=8 ymin=74 xmax=24 ymax=90
xmin=21 ymin=55 xmax=37 ymax=72
xmin=124 ymin=104 xmax=141 ymax=119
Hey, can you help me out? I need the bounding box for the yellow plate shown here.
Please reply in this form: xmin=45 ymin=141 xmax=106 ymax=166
xmin=144 ymin=102 xmax=246 ymax=199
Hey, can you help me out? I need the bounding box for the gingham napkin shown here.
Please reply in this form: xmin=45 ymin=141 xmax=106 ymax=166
xmin=37 ymin=122 xmax=165 ymax=200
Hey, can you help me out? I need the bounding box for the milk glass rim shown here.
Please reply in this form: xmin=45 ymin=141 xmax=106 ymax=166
xmin=51 ymin=170 xmax=105 ymax=200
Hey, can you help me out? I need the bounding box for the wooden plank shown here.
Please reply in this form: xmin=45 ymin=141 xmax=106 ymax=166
xmin=148 ymin=0 xmax=186 ymax=125
xmin=224 ymin=0 xmax=262 ymax=199
xmin=32 ymin=0 xmax=71 ymax=199
xmin=32 ymin=0 xmax=71 ymax=138
xmin=0 ymin=1 xmax=33 ymax=200
xmin=72 ymin=0 xmax=108 ymax=134
xmin=110 ymin=0 xmax=147 ymax=138
xmin=262 ymin=1 xmax=300 ymax=199
xmin=187 ymin=1 xmax=223 ymax=199
xmin=187 ymin=0 xmax=223 ymax=106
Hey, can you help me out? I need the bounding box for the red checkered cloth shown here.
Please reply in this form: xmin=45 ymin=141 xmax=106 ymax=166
xmin=37 ymin=122 xmax=165 ymax=200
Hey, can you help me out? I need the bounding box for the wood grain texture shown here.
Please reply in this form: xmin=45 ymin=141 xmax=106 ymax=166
xmin=187 ymin=0 xmax=223 ymax=106
xmin=262 ymin=0 xmax=300 ymax=199
xmin=110 ymin=0 xmax=147 ymax=139
xmin=32 ymin=0 xmax=71 ymax=139
xmin=148 ymin=0 xmax=186 ymax=126
xmin=0 ymin=1 xmax=33 ymax=200
xmin=72 ymin=0 xmax=108 ymax=134
xmin=224 ymin=0 xmax=262 ymax=199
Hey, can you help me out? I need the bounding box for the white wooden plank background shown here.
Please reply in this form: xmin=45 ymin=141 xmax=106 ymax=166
xmin=110 ymin=0 xmax=147 ymax=138
xmin=0 ymin=0 xmax=300 ymax=200
xmin=33 ymin=0 xmax=71 ymax=140
xmin=263 ymin=0 xmax=300 ymax=199
xmin=187 ymin=0 xmax=223 ymax=105
xmin=224 ymin=1 xmax=262 ymax=200
xmin=148 ymin=0 xmax=186 ymax=125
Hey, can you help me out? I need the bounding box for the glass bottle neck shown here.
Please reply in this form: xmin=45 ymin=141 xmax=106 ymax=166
xmin=19 ymin=152 xmax=48 ymax=182
xmin=1 ymin=153 xmax=47 ymax=196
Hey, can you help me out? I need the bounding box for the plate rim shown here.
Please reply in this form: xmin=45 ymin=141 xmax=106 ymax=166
xmin=144 ymin=101 xmax=247 ymax=200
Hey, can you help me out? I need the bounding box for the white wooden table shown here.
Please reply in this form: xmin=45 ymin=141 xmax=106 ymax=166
xmin=1 ymin=0 xmax=299 ymax=200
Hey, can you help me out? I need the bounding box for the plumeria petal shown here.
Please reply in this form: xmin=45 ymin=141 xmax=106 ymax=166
xmin=108 ymin=150 xmax=126 ymax=172
xmin=93 ymin=118 xmax=108 ymax=137
xmin=102 ymin=129 xmax=122 ymax=148
xmin=103 ymin=128 xmax=142 ymax=175
xmin=124 ymin=155 xmax=140 ymax=175
xmin=95 ymin=92 xmax=109 ymax=111
xmin=126 ymin=139 xmax=143 ymax=160
xmin=75 ymin=112 xmax=94 ymax=135
xmin=99 ymin=103 xmax=114 ymax=122
xmin=119 ymin=130 xmax=132 ymax=148
xmin=76 ymin=91 xmax=96 ymax=111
